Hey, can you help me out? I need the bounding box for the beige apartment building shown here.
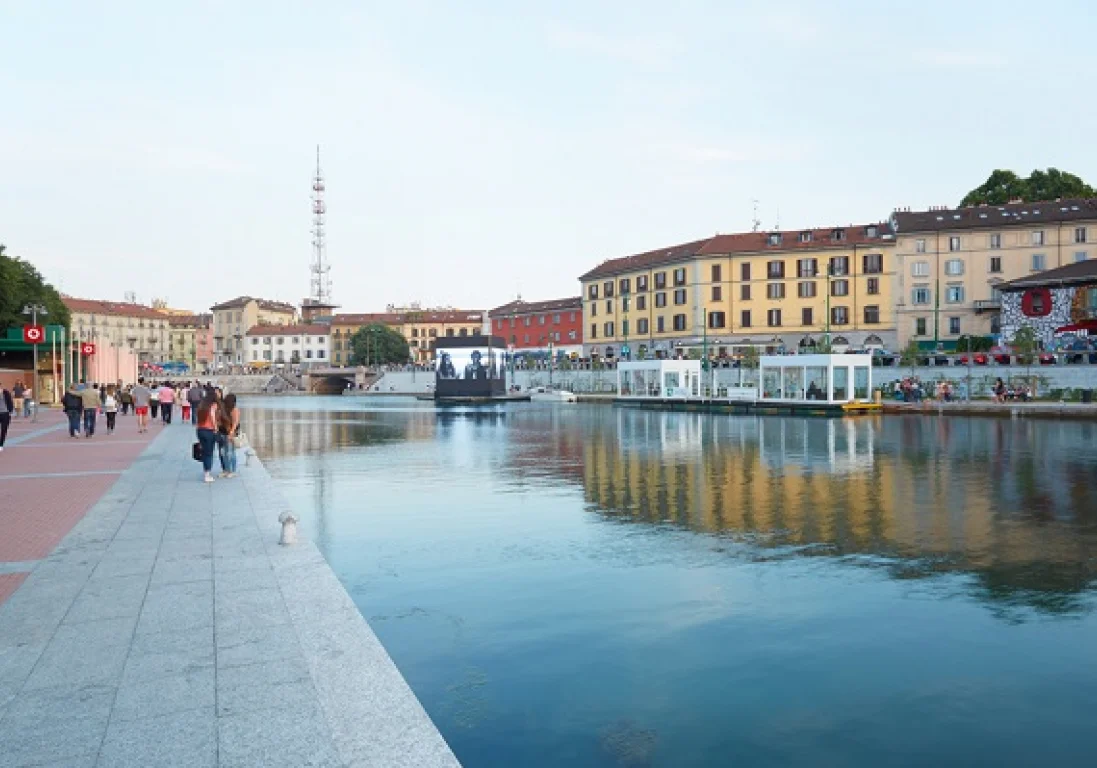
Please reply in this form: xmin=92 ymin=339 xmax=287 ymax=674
xmin=63 ymin=297 xmax=173 ymax=364
xmin=579 ymin=223 xmax=897 ymax=359
xmin=210 ymin=296 xmax=297 ymax=367
xmin=330 ymin=309 xmax=487 ymax=366
xmin=891 ymin=199 xmax=1097 ymax=348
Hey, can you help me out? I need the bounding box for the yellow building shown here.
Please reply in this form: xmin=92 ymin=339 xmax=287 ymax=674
xmin=166 ymin=314 xmax=213 ymax=371
xmin=579 ymin=224 xmax=897 ymax=359
xmin=329 ymin=309 xmax=487 ymax=366
xmin=891 ymin=199 xmax=1097 ymax=348
xmin=209 ymin=296 xmax=297 ymax=368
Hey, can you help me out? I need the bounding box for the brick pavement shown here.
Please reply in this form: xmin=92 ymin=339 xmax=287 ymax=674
xmin=0 ymin=411 xmax=460 ymax=767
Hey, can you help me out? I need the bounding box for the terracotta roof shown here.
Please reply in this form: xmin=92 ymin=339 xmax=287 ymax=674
xmin=332 ymin=310 xmax=484 ymax=325
xmin=999 ymin=259 xmax=1097 ymax=291
xmin=62 ymin=296 xmax=166 ymax=320
xmin=244 ymin=324 xmax=330 ymax=337
xmin=893 ymin=198 xmax=1097 ymax=233
xmin=579 ymin=224 xmax=893 ymax=281
xmin=168 ymin=313 xmax=212 ymax=328
xmin=488 ymin=297 xmax=582 ymax=318
xmin=210 ymin=296 xmax=297 ymax=313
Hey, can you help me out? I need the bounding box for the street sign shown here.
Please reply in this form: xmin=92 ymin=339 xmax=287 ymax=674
xmin=23 ymin=325 xmax=44 ymax=344
xmin=81 ymin=343 xmax=96 ymax=356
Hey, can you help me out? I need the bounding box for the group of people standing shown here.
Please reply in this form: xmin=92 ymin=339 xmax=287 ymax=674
xmin=194 ymin=389 xmax=241 ymax=483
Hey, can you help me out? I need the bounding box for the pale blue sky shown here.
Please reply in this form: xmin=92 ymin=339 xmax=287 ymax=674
xmin=2 ymin=0 xmax=1094 ymax=313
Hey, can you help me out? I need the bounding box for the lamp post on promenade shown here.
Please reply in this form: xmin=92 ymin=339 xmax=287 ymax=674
xmin=23 ymin=303 xmax=48 ymax=422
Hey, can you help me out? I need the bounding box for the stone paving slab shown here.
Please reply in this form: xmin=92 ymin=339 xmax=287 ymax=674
xmin=0 ymin=414 xmax=461 ymax=767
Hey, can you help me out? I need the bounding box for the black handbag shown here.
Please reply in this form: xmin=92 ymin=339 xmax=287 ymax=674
xmin=192 ymin=441 xmax=203 ymax=462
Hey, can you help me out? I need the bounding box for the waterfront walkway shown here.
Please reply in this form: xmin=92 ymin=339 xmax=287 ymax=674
xmin=883 ymin=400 xmax=1097 ymax=419
xmin=0 ymin=411 xmax=460 ymax=767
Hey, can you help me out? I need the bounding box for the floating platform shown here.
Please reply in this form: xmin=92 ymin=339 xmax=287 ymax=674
xmin=417 ymin=394 xmax=532 ymax=405
xmin=614 ymin=397 xmax=881 ymax=417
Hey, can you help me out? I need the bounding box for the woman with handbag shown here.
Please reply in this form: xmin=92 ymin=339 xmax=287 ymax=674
xmin=218 ymin=393 xmax=240 ymax=478
xmin=195 ymin=391 xmax=220 ymax=483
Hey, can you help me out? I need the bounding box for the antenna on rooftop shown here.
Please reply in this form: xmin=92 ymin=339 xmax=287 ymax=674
xmin=774 ymin=205 xmax=781 ymax=231
xmin=124 ymin=291 xmax=137 ymax=304
xmin=751 ymin=199 xmax=761 ymax=232
xmin=310 ymin=145 xmax=332 ymax=304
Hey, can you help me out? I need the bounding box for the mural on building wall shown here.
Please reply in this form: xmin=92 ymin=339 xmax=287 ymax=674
xmin=1000 ymin=287 xmax=1077 ymax=347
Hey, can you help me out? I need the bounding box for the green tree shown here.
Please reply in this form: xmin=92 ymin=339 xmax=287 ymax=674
xmin=348 ymin=323 xmax=409 ymax=365
xmin=739 ymin=347 xmax=759 ymax=369
xmin=0 ymin=245 xmax=71 ymax=332
xmin=960 ymin=168 xmax=1095 ymax=207
xmin=1011 ymin=326 xmax=1039 ymax=382
xmin=899 ymin=338 xmax=921 ymax=376
xmin=955 ymin=334 xmax=994 ymax=353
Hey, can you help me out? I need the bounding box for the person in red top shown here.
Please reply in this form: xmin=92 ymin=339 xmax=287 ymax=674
xmin=195 ymin=391 xmax=220 ymax=483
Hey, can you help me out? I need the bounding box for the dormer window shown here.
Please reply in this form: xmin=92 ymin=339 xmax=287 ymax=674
xmin=767 ymin=233 xmax=782 ymax=246
xmin=799 ymin=231 xmax=812 ymax=243
xmin=832 ymin=228 xmax=846 ymax=241
xmin=866 ymin=225 xmax=878 ymax=238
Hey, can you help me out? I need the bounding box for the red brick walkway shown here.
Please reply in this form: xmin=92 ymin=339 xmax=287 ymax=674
xmin=0 ymin=407 xmax=170 ymax=606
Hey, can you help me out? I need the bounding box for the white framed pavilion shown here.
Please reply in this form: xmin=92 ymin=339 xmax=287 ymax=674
xmin=617 ymin=359 xmax=703 ymax=399
xmin=758 ymin=353 xmax=873 ymax=404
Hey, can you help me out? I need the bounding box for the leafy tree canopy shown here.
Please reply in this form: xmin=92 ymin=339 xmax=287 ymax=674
xmin=0 ymin=244 xmax=70 ymax=332
xmin=348 ymin=323 xmax=410 ymax=365
xmin=960 ymin=168 xmax=1095 ymax=207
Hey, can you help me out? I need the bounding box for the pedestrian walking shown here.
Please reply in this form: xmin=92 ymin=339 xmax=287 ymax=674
xmin=159 ymin=382 xmax=175 ymax=424
xmin=149 ymin=385 xmax=160 ymax=420
xmin=218 ymin=393 xmax=240 ymax=478
xmin=103 ymin=385 xmax=119 ymax=434
xmin=131 ymin=378 xmax=152 ymax=433
xmin=187 ymin=382 xmax=202 ymax=425
xmin=80 ymin=380 xmax=100 ymax=437
xmin=11 ymin=381 xmax=24 ymax=420
xmin=120 ymin=385 xmax=132 ymax=415
xmin=0 ymin=384 xmax=12 ymax=451
xmin=22 ymin=384 xmax=33 ymax=418
xmin=179 ymin=383 xmax=191 ymax=424
xmin=62 ymin=384 xmax=83 ymax=438
xmin=195 ymin=391 xmax=221 ymax=483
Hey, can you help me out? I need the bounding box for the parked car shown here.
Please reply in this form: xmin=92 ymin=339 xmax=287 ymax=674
xmin=1039 ymin=352 xmax=1057 ymax=365
xmin=957 ymin=353 xmax=988 ymax=365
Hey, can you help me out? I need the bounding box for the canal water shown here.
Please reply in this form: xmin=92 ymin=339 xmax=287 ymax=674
xmin=241 ymin=397 xmax=1097 ymax=768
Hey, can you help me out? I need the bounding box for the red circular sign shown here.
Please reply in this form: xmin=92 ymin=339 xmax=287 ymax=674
xmin=23 ymin=324 xmax=45 ymax=344
xmin=81 ymin=343 xmax=96 ymax=356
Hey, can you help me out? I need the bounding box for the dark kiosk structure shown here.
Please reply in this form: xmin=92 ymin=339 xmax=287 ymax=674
xmin=432 ymin=335 xmax=514 ymax=402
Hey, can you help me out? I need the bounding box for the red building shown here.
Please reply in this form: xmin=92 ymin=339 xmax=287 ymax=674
xmin=488 ymin=297 xmax=583 ymax=357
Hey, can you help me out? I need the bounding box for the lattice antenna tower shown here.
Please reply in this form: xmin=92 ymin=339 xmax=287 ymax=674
xmin=751 ymin=199 xmax=761 ymax=232
xmin=310 ymin=145 xmax=332 ymax=303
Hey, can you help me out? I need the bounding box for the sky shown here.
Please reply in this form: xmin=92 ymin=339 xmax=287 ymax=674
xmin=2 ymin=0 xmax=1095 ymax=314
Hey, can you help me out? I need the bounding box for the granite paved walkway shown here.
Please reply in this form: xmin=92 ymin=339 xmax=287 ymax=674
xmin=0 ymin=417 xmax=461 ymax=767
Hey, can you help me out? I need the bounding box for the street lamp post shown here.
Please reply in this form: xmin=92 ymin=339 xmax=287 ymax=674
xmin=23 ymin=303 xmax=48 ymax=422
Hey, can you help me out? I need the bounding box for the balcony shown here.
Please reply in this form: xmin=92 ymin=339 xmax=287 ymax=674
xmin=973 ymin=299 xmax=1001 ymax=312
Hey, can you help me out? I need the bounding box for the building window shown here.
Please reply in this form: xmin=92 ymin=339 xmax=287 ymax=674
xmin=831 ymin=280 xmax=849 ymax=297
xmin=864 ymin=306 xmax=880 ymax=324
xmin=708 ymin=311 xmax=726 ymax=329
xmin=990 ymin=256 xmax=1002 ymax=273
xmin=767 ymin=260 xmax=785 ymax=279
xmin=766 ymin=283 xmax=785 ymax=300
xmin=1076 ymin=227 xmax=1088 ymax=244
xmin=672 ymin=314 xmax=687 ymax=331
xmin=866 ymin=225 xmax=878 ymax=238
xmin=637 ymin=295 xmax=647 ymax=311
xmin=915 ymin=317 xmax=927 ymax=336
xmin=949 ymin=317 xmax=961 ymax=335
xmin=605 ymin=300 xmax=612 ymax=313
xmin=798 ymin=281 xmax=816 ymax=298
xmin=569 ymin=330 xmax=577 ymax=340
xmin=912 ymin=287 xmax=931 ymax=305
xmin=588 ymin=285 xmax=598 ymax=299
xmin=673 ymin=268 xmax=687 ymax=286
xmin=829 ymin=256 xmax=849 ymax=276
xmin=621 ymin=298 xmax=630 ymax=312
xmin=656 ymin=316 xmax=665 ymax=333
xmin=797 ymin=258 xmax=817 ymax=278
xmin=767 ymin=309 xmax=782 ymax=327
xmin=741 ymin=263 xmax=751 ymax=281
xmin=1032 ymin=231 xmax=1045 ymax=246
xmin=711 ymin=264 xmax=722 ymax=282
xmin=655 ymin=292 xmax=667 ymax=308
xmin=949 ymin=236 xmax=961 ymax=251
xmin=799 ymin=231 xmax=812 ymax=243
xmin=590 ymin=303 xmax=597 ymax=317
xmin=637 ymin=275 xmax=648 ymax=292
xmin=912 ymin=261 xmax=930 ymax=277
xmin=863 ymin=253 xmax=883 ymax=274
xmin=946 ymin=286 xmax=965 ymax=303
xmin=673 ymin=289 xmax=687 ymax=305
xmin=801 ymin=307 xmax=813 ymax=326
xmin=459 ymin=328 xmax=468 ymax=336
xmin=740 ymin=285 xmax=751 ymax=301
xmin=990 ymin=233 xmax=1002 ymax=249
xmin=832 ymin=228 xmax=846 ymax=241
xmin=831 ymin=306 xmax=849 ymax=325
xmin=711 ymin=286 xmax=722 ymax=301
xmin=944 ymin=259 xmax=964 ymax=276
xmin=767 ymin=233 xmax=782 ymax=246
xmin=590 ymin=324 xmax=597 ymax=339
xmin=915 ymin=238 xmax=926 ymax=253
xmin=867 ymin=277 xmax=879 ymax=295
xmin=524 ymin=316 xmax=532 ymax=326
xmin=569 ymin=311 xmax=576 ymax=322
xmin=655 ymin=272 xmax=666 ymax=289
xmin=637 ymin=318 xmax=649 ymax=334
xmin=619 ymin=278 xmax=631 ymax=294
xmin=552 ymin=313 xmax=561 ymax=323
xmin=1032 ymin=253 xmax=1046 ymax=271
xmin=1075 ymin=251 xmax=1088 ymax=263
xmin=603 ymin=281 xmax=614 ymax=297
xmin=539 ymin=315 xmax=547 ymax=325
xmin=306 ymin=349 xmax=313 ymax=359
xmin=523 ymin=334 xmax=529 ymax=344
xmin=741 ymin=310 xmax=751 ymax=328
